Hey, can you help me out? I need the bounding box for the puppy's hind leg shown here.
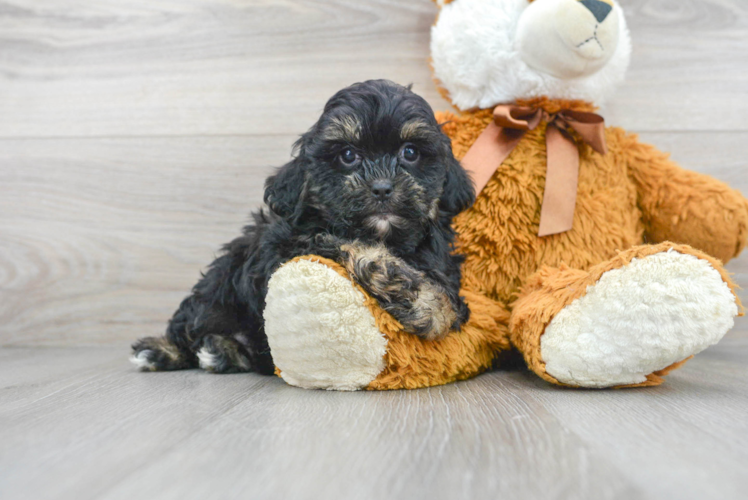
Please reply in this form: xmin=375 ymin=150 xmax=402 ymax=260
xmin=196 ymin=334 xmax=253 ymax=374
xmin=130 ymin=336 xmax=196 ymax=372
xmin=130 ymin=295 xmax=201 ymax=371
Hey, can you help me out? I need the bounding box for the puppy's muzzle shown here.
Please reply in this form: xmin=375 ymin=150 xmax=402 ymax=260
xmin=371 ymin=179 xmax=393 ymax=201
xmin=362 ymin=156 xmax=398 ymax=202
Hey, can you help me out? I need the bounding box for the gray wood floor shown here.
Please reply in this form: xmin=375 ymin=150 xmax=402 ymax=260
xmin=1 ymin=1 xmax=747 ymax=499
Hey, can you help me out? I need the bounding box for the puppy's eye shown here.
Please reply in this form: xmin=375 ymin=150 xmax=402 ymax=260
xmin=339 ymin=147 xmax=360 ymax=166
xmin=400 ymin=144 xmax=420 ymax=163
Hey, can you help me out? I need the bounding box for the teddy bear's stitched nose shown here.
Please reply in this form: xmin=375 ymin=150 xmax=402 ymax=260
xmin=579 ymin=0 xmax=612 ymax=23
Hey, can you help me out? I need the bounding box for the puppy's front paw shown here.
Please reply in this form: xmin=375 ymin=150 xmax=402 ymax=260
xmin=341 ymin=242 xmax=421 ymax=302
xmin=391 ymin=282 xmax=458 ymax=341
xmin=337 ymin=241 xmax=458 ymax=340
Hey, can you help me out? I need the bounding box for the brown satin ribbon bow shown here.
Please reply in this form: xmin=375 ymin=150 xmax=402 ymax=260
xmin=461 ymin=105 xmax=608 ymax=237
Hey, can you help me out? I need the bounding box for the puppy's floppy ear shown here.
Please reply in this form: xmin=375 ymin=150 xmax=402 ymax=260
xmin=439 ymin=155 xmax=475 ymax=217
xmin=264 ymin=156 xmax=307 ymax=222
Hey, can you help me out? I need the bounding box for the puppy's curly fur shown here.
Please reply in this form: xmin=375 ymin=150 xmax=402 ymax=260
xmin=131 ymin=80 xmax=475 ymax=374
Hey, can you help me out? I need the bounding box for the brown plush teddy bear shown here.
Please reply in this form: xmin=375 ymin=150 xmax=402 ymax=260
xmin=263 ymin=0 xmax=748 ymax=390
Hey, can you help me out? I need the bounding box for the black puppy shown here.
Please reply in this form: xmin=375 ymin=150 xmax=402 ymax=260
xmin=131 ymin=80 xmax=475 ymax=375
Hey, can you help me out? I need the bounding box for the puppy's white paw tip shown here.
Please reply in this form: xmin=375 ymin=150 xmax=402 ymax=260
xmin=130 ymin=350 xmax=156 ymax=371
xmin=541 ymin=251 xmax=738 ymax=388
xmin=197 ymin=347 xmax=218 ymax=370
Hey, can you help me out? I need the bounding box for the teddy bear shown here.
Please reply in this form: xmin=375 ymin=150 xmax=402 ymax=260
xmin=262 ymin=0 xmax=748 ymax=391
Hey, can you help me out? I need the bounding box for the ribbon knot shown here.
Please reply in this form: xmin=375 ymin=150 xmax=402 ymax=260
xmin=461 ymin=104 xmax=608 ymax=237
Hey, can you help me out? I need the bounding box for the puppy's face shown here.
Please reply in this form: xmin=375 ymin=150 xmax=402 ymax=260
xmin=265 ymin=80 xmax=474 ymax=247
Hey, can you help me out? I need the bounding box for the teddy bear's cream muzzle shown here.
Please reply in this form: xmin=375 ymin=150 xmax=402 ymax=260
xmin=517 ymin=0 xmax=619 ymax=79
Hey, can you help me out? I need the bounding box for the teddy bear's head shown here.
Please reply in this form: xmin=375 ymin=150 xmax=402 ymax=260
xmin=431 ymin=0 xmax=631 ymax=110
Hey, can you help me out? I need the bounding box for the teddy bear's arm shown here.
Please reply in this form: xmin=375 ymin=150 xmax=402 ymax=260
xmin=265 ymin=255 xmax=513 ymax=390
xmin=625 ymin=132 xmax=748 ymax=263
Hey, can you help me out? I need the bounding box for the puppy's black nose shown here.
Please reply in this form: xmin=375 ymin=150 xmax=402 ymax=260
xmin=371 ymin=179 xmax=393 ymax=201
xmin=580 ymin=0 xmax=612 ymax=23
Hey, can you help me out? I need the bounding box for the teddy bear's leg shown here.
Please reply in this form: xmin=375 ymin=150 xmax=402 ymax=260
xmin=627 ymin=134 xmax=748 ymax=263
xmin=510 ymin=242 xmax=741 ymax=388
xmin=264 ymin=256 xmax=511 ymax=390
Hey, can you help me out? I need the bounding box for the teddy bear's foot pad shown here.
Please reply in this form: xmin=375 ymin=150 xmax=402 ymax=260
xmin=265 ymin=258 xmax=387 ymax=391
xmin=540 ymin=250 xmax=738 ymax=388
